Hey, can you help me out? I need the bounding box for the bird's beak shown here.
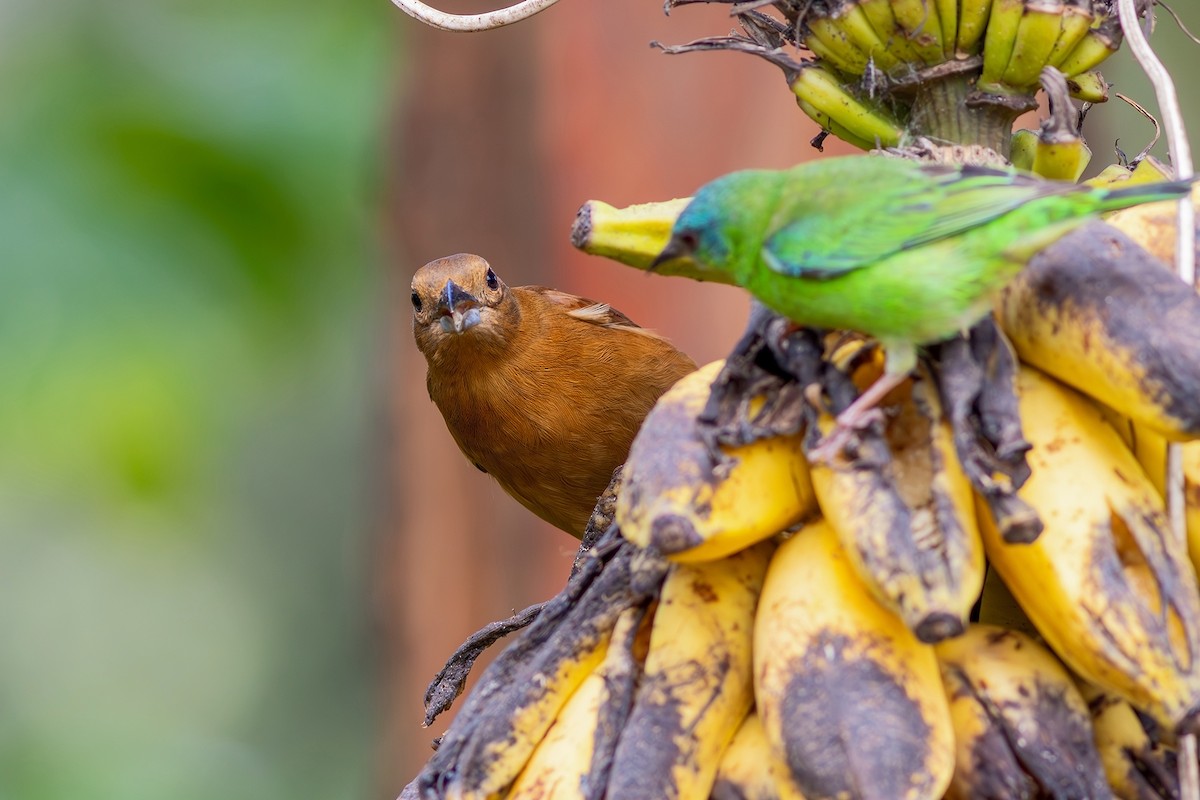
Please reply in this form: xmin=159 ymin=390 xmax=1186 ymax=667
xmin=436 ymin=279 xmax=483 ymax=334
xmin=649 ymin=233 xmax=692 ymax=272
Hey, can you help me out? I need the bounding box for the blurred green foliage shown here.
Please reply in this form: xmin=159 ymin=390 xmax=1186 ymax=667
xmin=0 ymin=0 xmax=392 ymax=798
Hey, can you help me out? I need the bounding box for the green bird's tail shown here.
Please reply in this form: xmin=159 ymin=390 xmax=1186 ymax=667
xmin=1093 ymin=176 xmax=1196 ymax=213
xmin=1000 ymin=175 xmax=1195 ymax=266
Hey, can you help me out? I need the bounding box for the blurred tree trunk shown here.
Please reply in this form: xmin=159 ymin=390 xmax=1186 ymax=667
xmin=375 ymin=1 xmax=852 ymax=795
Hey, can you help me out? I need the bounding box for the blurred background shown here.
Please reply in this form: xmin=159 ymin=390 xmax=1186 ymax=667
xmin=0 ymin=0 xmax=1195 ymax=797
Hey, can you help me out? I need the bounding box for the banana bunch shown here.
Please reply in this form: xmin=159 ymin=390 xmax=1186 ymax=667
xmin=658 ymin=0 xmax=1126 ymax=153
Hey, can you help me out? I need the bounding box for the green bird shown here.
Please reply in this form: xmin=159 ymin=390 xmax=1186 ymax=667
xmin=653 ymin=155 xmax=1193 ymax=460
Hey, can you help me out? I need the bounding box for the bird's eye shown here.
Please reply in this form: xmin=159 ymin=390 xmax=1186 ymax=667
xmin=411 ymin=290 xmax=422 ymax=311
xmin=485 ymin=268 xmax=499 ymax=290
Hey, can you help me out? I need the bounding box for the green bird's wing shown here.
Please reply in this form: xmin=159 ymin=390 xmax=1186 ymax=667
xmin=762 ymin=162 xmax=1069 ymax=280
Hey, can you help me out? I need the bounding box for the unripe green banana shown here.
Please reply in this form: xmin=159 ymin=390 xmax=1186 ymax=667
xmin=1009 ymin=128 xmax=1040 ymax=172
xmin=1046 ymin=0 xmax=1095 ymax=67
xmin=1068 ymin=69 xmax=1109 ymax=103
xmin=956 ymin=0 xmax=995 ymax=55
xmin=934 ymin=0 xmax=956 ymax=57
xmin=888 ymin=0 xmax=947 ymax=64
xmin=1001 ymin=0 xmax=1066 ymax=90
xmin=1056 ymin=17 xmax=1121 ymax=77
xmin=860 ymin=0 xmax=925 ymax=63
xmin=980 ymin=0 xmax=1026 ymax=91
xmin=828 ymin=0 xmax=906 ymax=72
xmin=789 ymin=63 xmax=905 ymax=147
xmin=794 ymin=97 xmax=883 ymax=151
xmin=806 ymin=14 xmax=876 ymax=75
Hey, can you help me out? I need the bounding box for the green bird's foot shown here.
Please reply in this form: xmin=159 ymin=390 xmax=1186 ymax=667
xmin=807 ymin=407 xmax=887 ymax=465
xmin=807 ymin=371 xmax=909 ymax=465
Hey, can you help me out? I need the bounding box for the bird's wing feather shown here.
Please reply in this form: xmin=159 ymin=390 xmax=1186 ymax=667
xmin=528 ymin=287 xmax=667 ymax=339
xmin=762 ymin=165 xmax=1070 ymax=280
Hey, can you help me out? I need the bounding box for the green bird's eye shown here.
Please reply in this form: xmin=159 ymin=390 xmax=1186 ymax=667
xmin=411 ymin=290 xmax=422 ymax=311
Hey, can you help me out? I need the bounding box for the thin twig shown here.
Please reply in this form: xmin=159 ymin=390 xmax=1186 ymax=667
xmin=389 ymin=0 xmax=563 ymax=32
xmin=1113 ymin=92 xmax=1162 ymax=164
xmin=1157 ymin=1 xmax=1200 ymax=45
xmin=1116 ymin=2 xmax=1198 ymax=799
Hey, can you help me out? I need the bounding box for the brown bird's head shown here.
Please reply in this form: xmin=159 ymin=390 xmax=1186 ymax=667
xmin=411 ymin=253 xmax=519 ymax=361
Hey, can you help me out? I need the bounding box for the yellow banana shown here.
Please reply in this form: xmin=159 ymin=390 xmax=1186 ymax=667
xmin=711 ymin=711 xmax=807 ymax=800
xmin=1130 ymin=424 xmax=1200 ymax=581
xmin=606 ymin=541 xmax=773 ymax=800
xmin=568 ymin=197 xmax=693 ymax=273
xmin=956 ymin=0 xmax=995 ymax=55
xmin=936 ymin=625 xmax=1112 ymax=799
xmin=433 ymin=543 xmax=666 ymax=800
xmin=1085 ymin=156 xmax=1175 ymax=191
xmin=979 ymin=0 xmax=1026 ymax=91
xmin=1001 ymin=0 xmax=1066 ymax=90
xmin=888 ymin=0 xmax=946 ymax=64
xmin=995 ymin=221 xmax=1200 ymax=441
xmin=1068 ymin=68 xmax=1109 ymax=102
xmin=978 ymin=365 xmax=1200 ymax=732
xmin=1032 ymin=127 xmax=1092 ymax=181
xmin=1087 ymin=162 xmax=1136 ymax=188
xmin=1103 ymin=170 xmax=1195 ymax=267
xmin=617 ymin=360 xmax=816 ymax=563
xmin=1079 ymin=681 xmax=1182 ymax=800
xmin=1010 ymin=125 xmax=1092 ymax=181
xmin=788 ymin=63 xmax=905 ymax=147
xmin=754 ymin=518 xmax=954 ymax=800
xmin=809 ymin=370 xmax=984 ymax=643
xmin=506 ymin=606 xmax=645 ymax=800
xmin=1046 ymin=0 xmax=1095 ymax=67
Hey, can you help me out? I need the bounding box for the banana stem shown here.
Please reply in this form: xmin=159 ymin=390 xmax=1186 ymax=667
xmin=1116 ymin=2 xmax=1197 ymax=797
xmin=908 ymin=72 xmax=1024 ymax=157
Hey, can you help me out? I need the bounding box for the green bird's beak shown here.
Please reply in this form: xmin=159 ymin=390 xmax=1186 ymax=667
xmin=650 ymin=232 xmax=697 ymax=271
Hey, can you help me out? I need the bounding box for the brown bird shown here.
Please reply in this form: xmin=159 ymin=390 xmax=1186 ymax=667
xmin=411 ymin=253 xmax=697 ymax=537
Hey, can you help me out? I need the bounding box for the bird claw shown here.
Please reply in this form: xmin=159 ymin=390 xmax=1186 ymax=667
xmin=806 ymin=407 xmax=886 ymax=465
